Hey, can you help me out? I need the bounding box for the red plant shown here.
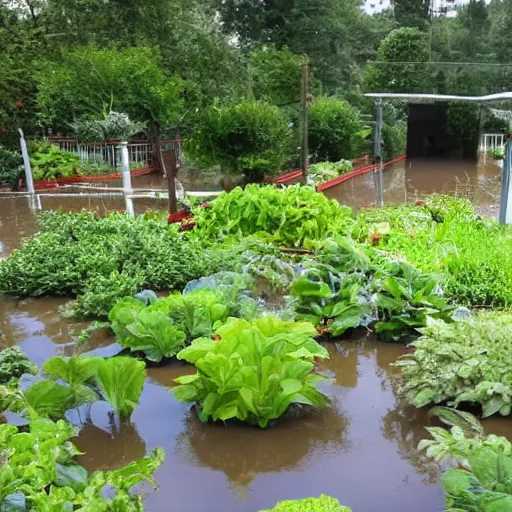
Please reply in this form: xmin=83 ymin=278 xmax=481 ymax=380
xmin=0 ymin=127 xmax=7 ymax=133
xmin=415 ymin=200 xmax=426 ymax=208
xmin=16 ymin=99 xmax=24 ymax=108
xmin=168 ymin=210 xmax=193 ymax=224
xmin=179 ymin=221 xmax=196 ymax=232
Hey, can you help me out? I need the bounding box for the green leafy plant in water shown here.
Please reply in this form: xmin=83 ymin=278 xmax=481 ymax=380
xmin=0 ymin=418 xmax=165 ymax=511
xmin=395 ymin=312 xmax=512 ymax=416
xmin=172 ymin=315 xmax=329 ymax=428
xmin=0 ymin=346 xmax=37 ymax=385
xmin=95 ymin=357 xmax=146 ymax=419
xmin=307 ymin=159 xmax=353 ymax=186
xmin=420 ymin=411 xmax=512 ymax=511
xmin=29 ymin=142 xmax=81 ymax=180
xmin=193 ymin=184 xmax=354 ymax=248
xmin=259 ymin=494 xmax=351 ymax=511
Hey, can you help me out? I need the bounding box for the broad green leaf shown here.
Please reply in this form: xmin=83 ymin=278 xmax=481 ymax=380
xmin=54 ymin=463 xmax=87 ymax=492
xmin=43 ymin=356 xmax=100 ymax=388
xmin=95 ymin=357 xmax=145 ymax=419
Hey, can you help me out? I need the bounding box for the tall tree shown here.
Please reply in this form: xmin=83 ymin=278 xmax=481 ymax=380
xmin=392 ymin=0 xmax=430 ymax=29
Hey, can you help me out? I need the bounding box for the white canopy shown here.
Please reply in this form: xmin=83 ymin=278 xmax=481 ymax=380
xmin=365 ymin=92 xmax=512 ymax=103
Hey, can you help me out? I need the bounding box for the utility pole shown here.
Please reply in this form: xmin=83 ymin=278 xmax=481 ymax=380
xmin=300 ymin=63 xmax=309 ymax=185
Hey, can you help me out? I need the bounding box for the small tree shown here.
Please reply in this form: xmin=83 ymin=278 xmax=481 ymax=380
xmin=308 ymin=97 xmax=366 ymax=162
xmin=364 ymin=28 xmax=431 ymax=94
xmin=188 ymin=100 xmax=292 ymax=182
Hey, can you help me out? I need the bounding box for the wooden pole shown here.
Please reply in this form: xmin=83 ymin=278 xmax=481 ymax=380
xmin=300 ymin=63 xmax=309 ymax=185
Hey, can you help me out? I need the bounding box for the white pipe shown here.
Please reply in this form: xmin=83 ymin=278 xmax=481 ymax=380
xmin=19 ymin=128 xmax=35 ymax=194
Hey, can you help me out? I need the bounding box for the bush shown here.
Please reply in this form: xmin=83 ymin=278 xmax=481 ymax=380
xmin=0 ymin=145 xmax=23 ymax=188
xmin=29 ymin=142 xmax=80 ymax=180
xmin=0 ymin=347 xmax=37 ymax=385
xmin=187 ymin=100 xmax=293 ymax=182
xmin=308 ymin=96 xmax=365 ymax=162
xmin=395 ymin=312 xmax=512 ymax=417
xmin=0 ymin=211 xmax=224 ymax=318
xmin=260 ymin=495 xmax=351 ymax=511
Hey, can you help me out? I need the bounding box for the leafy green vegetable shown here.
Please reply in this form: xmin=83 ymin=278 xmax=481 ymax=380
xmin=396 ymin=312 xmax=512 ymax=416
xmin=0 ymin=211 xmax=226 ymax=318
xmin=0 ymin=418 xmax=164 ymax=511
xmin=259 ymin=494 xmax=352 ymax=511
xmin=95 ymin=357 xmax=146 ymax=419
xmin=193 ymin=184 xmax=354 ymax=248
xmin=173 ymin=316 xmax=329 ymax=428
xmin=307 ymin=159 xmax=353 ymax=186
xmin=420 ymin=415 xmax=512 ymax=511
xmin=0 ymin=347 xmax=37 ymax=385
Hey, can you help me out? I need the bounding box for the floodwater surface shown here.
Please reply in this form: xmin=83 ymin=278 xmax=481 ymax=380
xmin=0 ymin=159 xmax=508 ymax=512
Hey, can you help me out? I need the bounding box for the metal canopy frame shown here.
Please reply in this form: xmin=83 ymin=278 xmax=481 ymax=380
xmin=365 ymin=91 xmax=512 ymax=223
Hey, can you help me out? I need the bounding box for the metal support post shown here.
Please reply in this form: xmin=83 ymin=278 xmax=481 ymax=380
xmin=300 ymin=63 xmax=309 ymax=185
xmin=19 ymin=128 xmax=39 ymax=211
xmin=499 ymin=141 xmax=512 ymax=224
xmin=373 ymin=101 xmax=384 ymax=207
xmin=119 ymin=141 xmax=134 ymax=216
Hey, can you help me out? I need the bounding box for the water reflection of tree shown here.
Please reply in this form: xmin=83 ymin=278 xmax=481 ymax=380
xmin=175 ymin=406 xmax=350 ymax=490
xmin=76 ymin=421 xmax=147 ymax=472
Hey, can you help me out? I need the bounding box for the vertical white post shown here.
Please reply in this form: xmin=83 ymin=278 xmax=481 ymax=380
xmin=19 ymin=128 xmax=35 ymax=194
xmin=119 ymin=141 xmax=134 ymax=217
xmin=373 ymin=101 xmax=384 ymax=207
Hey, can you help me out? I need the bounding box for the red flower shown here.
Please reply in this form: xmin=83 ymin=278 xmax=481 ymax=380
xmin=16 ymin=99 xmax=24 ymax=108
xmin=0 ymin=127 xmax=7 ymax=133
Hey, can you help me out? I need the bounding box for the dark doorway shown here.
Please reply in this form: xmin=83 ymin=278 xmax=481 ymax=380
xmin=406 ymin=103 xmax=478 ymax=160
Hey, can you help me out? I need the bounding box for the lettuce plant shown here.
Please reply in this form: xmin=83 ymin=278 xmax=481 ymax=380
xmin=172 ymin=316 xmax=329 ymax=428
xmin=260 ymin=495 xmax=351 ymax=512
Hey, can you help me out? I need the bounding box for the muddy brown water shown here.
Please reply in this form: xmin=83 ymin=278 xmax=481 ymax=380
xmin=0 ymin=159 xmax=509 ymax=512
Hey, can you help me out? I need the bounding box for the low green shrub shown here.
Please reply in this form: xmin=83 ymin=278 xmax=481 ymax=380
xmin=187 ymin=100 xmax=292 ymax=182
xmin=0 ymin=418 xmax=164 ymax=510
xmin=396 ymin=312 xmax=512 ymax=416
xmin=172 ymin=315 xmax=329 ymax=428
xmin=29 ymin=141 xmax=81 ymax=180
xmin=193 ymin=184 xmax=354 ymax=248
xmin=0 ymin=145 xmax=23 ymax=188
xmin=260 ymin=495 xmax=351 ymax=511
xmin=309 ymin=96 xmax=366 ymax=162
xmin=0 ymin=211 xmax=224 ymax=318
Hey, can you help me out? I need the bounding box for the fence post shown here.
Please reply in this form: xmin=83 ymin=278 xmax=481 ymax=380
xmin=300 ymin=63 xmax=309 ymax=185
xmin=19 ymin=128 xmax=35 ymax=194
xmin=119 ymin=141 xmax=134 ymax=217
xmin=373 ymin=101 xmax=384 ymax=207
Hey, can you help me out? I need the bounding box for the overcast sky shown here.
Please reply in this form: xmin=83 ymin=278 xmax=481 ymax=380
xmin=362 ymin=0 xmax=468 ymax=15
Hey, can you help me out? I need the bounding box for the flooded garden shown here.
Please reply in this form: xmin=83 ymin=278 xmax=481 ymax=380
xmin=2 ymin=155 xmax=512 ymax=511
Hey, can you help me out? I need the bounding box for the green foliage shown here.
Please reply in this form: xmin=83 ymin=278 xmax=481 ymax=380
xmin=307 ymin=160 xmax=353 ymax=186
xmin=0 ymin=145 xmax=23 ymax=187
xmin=352 ymin=196 xmax=512 ymax=308
xmin=109 ymin=298 xmax=186 ymax=362
xmin=173 ymin=316 xmax=329 ymax=428
xmin=0 ymin=347 xmax=37 ymax=385
xmin=420 ymin=418 xmax=512 ymax=511
xmin=250 ymin=46 xmax=308 ymax=106
xmin=0 ymin=211 xmax=222 ymax=318
xmin=491 ymin=146 xmax=505 ymax=159
xmin=37 ymin=45 xmax=184 ymax=129
xmin=290 ymin=238 xmax=454 ymax=341
xmin=365 ymin=28 xmax=430 ymax=94
xmin=0 ymin=418 xmax=164 ymax=511
xmin=188 ymin=100 xmax=292 ymax=181
xmin=95 ymin=357 xmax=146 ymax=419
xmin=395 ymin=312 xmax=512 ymax=416
xmin=2 ymin=355 xmax=145 ymax=420
xmin=70 ymin=111 xmax=146 ymax=142
xmin=446 ymin=102 xmax=480 ymax=142
xmin=193 ymin=184 xmax=354 ymax=248
xmin=29 ymin=142 xmax=81 ymax=180
xmin=308 ymin=97 xmax=366 ymax=162
xmin=259 ymin=494 xmax=352 ymax=512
